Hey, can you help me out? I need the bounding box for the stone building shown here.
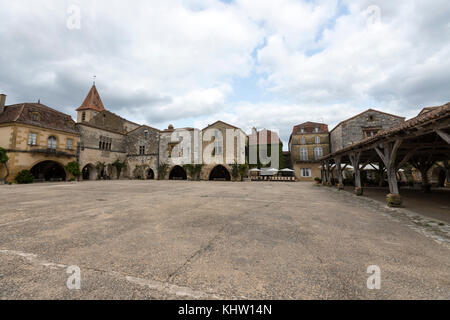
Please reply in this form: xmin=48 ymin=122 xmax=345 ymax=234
xmin=330 ymin=109 xmax=405 ymax=153
xmin=201 ymin=121 xmax=247 ymax=181
xmin=289 ymin=122 xmax=330 ymax=181
xmin=0 ymin=94 xmax=80 ymax=182
xmin=248 ymin=128 xmax=283 ymax=169
xmin=76 ymin=85 xmax=159 ymax=180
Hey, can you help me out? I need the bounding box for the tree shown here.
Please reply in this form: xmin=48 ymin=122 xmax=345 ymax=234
xmin=158 ymin=162 xmax=169 ymax=180
xmin=0 ymin=147 xmax=9 ymax=183
xmin=238 ymin=164 xmax=248 ymax=181
xmin=65 ymin=161 xmax=81 ymax=181
xmin=112 ymin=159 xmax=127 ymax=179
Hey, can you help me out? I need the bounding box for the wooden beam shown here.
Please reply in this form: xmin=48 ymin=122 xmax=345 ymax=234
xmin=396 ymin=148 xmax=418 ymax=169
xmin=436 ymin=129 xmax=450 ymax=144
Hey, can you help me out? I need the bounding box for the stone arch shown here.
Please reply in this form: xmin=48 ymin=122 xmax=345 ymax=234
xmin=30 ymin=160 xmax=66 ymax=182
xmin=209 ymin=165 xmax=231 ymax=181
xmin=147 ymin=168 xmax=155 ymax=180
xmin=82 ymin=163 xmax=97 ymax=180
xmin=169 ymin=165 xmax=187 ymax=180
xmin=431 ymin=166 xmax=446 ymax=187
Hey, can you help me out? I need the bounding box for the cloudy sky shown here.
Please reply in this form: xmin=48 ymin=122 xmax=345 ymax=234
xmin=1 ymin=0 xmax=449 ymax=147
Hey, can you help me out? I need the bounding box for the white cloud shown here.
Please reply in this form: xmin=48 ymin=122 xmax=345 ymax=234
xmin=0 ymin=0 xmax=448 ymax=146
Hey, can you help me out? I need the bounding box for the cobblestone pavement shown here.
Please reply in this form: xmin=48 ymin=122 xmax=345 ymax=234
xmin=0 ymin=181 xmax=449 ymax=299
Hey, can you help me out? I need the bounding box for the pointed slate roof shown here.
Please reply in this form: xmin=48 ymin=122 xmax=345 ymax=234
xmin=76 ymin=85 xmax=105 ymax=112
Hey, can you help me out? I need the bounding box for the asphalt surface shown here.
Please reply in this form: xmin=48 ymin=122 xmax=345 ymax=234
xmin=0 ymin=180 xmax=449 ymax=299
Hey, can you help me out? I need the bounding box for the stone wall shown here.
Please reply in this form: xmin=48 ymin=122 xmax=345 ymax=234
xmin=331 ymin=110 xmax=404 ymax=152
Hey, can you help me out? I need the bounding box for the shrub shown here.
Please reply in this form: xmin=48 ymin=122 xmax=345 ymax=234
xmin=112 ymin=159 xmax=127 ymax=179
xmin=65 ymin=161 xmax=81 ymax=179
xmin=158 ymin=162 xmax=169 ymax=180
xmin=15 ymin=170 xmax=34 ymax=184
xmin=314 ymin=177 xmax=321 ymax=182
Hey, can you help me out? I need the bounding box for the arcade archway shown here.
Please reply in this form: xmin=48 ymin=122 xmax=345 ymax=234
xmin=30 ymin=161 xmax=66 ymax=182
xmin=147 ymin=168 xmax=155 ymax=180
xmin=82 ymin=164 xmax=96 ymax=180
xmin=209 ymin=165 xmax=231 ymax=181
xmin=169 ymin=166 xmax=187 ymax=180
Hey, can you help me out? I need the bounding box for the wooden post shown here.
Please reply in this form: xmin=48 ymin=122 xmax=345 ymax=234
xmin=335 ymin=156 xmax=344 ymax=190
xmin=375 ymin=139 xmax=403 ymax=207
xmin=410 ymin=156 xmax=435 ymax=193
xmin=349 ymin=151 xmax=362 ymax=196
xmin=321 ymin=161 xmax=326 ymax=185
xmin=325 ymin=160 xmax=332 ymax=186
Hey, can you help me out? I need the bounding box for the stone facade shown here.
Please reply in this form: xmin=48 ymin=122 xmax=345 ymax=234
xmin=0 ymin=99 xmax=80 ymax=183
xmin=330 ymin=109 xmax=405 ymax=153
xmin=289 ymin=122 xmax=330 ymax=181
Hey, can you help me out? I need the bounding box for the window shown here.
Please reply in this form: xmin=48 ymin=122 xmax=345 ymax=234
xmin=301 ymin=137 xmax=306 ymax=144
xmin=66 ymin=138 xmax=73 ymax=150
xmin=31 ymin=112 xmax=40 ymax=121
xmin=82 ymin=112 xmax=86 ymax=121
xmin=368 ymin=115 xmax=375 ymax=121
xmin=301 ymin=168 xmax=312 ymax=177
xmin=99 ymin=136 xmax=112 ymax=150
xmin=300 ymin=148 xmax=308 ymax=161
xmin=144 ymin=130 xmax=149 ymax=139
xmin=48 ymin=136 xmax=57 ymax=150
xmin=315 ymin=136 xmax=321 ymax=144
xmin=67 ymin=121 xmax=75 ymax=129
xmin=363 ymin=129 xmax=380 ymax=138
xmin=213 ymin=136 xmax=223 ymax=156
xmin=139 ymin=146 xmax=145 ymax=155
xmin=314 ymin=127 xmax=319 ymax=133
xmin=300 ymin=128 xmax=305 ymax=133
xmin=28 ymin=133 xmax=37 ymax=146
xmin=314 ymin=147 xmax=323 ymax=160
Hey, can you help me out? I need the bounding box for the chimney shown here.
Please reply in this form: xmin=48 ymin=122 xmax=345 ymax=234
xmin=0 ymin=94 xmax=6 ymax=114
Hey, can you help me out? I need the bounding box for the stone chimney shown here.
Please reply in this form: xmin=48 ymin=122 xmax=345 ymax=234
xmin=0 ymin=94 xmax=6 ymax=114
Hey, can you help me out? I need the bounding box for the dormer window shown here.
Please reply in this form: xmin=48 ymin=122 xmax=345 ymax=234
xmin=368 ymin=115 xmax=375 ymax=121
xmin=31 ymin=112 xmax=40 ymax=122
xmin=67 ymin=120 xmax=75 ymax=129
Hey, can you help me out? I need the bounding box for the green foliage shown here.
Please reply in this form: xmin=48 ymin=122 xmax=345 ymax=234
xmin=15 ymin=170 xmax=34 ymax=184
xmin=0 ymin=147 xmax=9 ymax=183
xmin=158 ymin=162 xmax=170 ymax=180
xmin=65 ymin=161 xmax=81 ymax=178
xmin=231 ymin=162 xmax=240 ymax=181
xmin=314 ymin=177 xmax=321 ymax=182
xmin=112 ymin=159 xmax=127 ymax=179
xmin=183 ymin=164 xmax=203 ymax=180
xmin=238 ymin=164 xmax=248 ymax=181
xmin=0 ymin=147 xmax=8 ymax=164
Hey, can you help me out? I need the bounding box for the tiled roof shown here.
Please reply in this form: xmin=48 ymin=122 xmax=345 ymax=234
xmin=0 ymin=103 xmax=78 ymax=134
xmin=76 ymin=85 xmax=105 ymax=112
xmin=322 ymin=102 xmax=450 ymax=159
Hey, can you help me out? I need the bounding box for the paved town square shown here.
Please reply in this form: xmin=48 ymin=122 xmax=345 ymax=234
xmin=1 ymin=181 xmax=448 ymax=300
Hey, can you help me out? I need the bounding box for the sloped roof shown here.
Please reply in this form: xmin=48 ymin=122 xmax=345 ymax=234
xmin=0 ymin=103 xmax=78 ymax=134
xmin=76 ymin=85 xmax=105 ymax=112
xmin=322 ymin=102 xmax=450 ymax=159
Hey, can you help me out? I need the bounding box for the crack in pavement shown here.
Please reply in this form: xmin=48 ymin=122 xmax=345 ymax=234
xmin=0 ymin=249 xmax=223 ymax=300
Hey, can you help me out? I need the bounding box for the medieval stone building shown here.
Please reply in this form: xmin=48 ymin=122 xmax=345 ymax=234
xmin=76 ymin=85 xmax=159 ymax=180
xmin=330 ymin=109 xmax=405 ymax=153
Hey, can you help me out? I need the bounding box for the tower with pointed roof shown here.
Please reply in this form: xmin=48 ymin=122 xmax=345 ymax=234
xmin=76 ymin=84 xmax=105 ymax=123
